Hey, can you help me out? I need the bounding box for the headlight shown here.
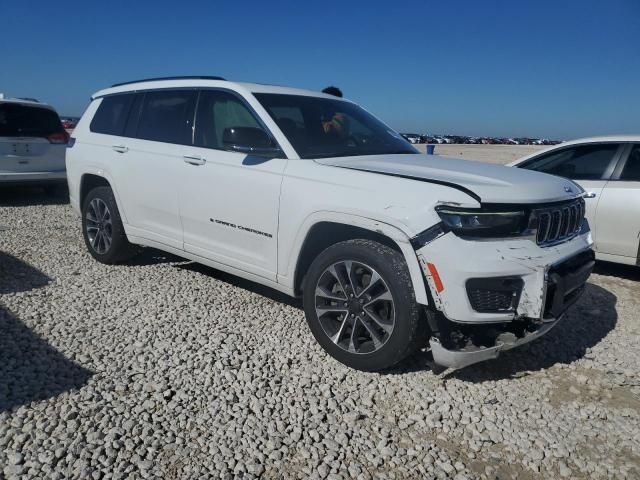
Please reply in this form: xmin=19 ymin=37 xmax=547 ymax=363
xmin=435 ymin=206 xmax=527 ymax=237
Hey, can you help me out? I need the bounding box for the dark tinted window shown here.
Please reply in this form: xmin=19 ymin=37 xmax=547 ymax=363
xmin=0 ymin=103 xmax=63 ymax=137
xmin=123 ymin=94 xmax=144 ymax=138
xmin=255 ymin=93 xmax=417 ymax=159
xmin=620 ymin=145 xmax=640 ymax=181
xmin=136 ymin=90 xmax=196 ymax=144
xmin=521 ymin=144 xmax=618 ymax=180
xmin=90 ymin=94 xmax=134 ymax=136
xmin=194 ymin=90 xmax=265 ymax=149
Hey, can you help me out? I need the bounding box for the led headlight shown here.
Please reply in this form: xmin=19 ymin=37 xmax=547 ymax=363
xmin=435 ymin=206 xmax=527 ymax=237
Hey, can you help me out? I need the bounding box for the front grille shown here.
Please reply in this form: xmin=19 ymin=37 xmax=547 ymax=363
xmin=534 ymin=198 xmax=585 ymax=246
xmin=466 ymin=277 xmax=524 ymax=313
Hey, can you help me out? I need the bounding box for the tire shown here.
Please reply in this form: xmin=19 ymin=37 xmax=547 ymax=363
xmin=302 ymin=239 xmax=423 ymax=371
xmin=81 ymin=186 xmax=138 ymax=264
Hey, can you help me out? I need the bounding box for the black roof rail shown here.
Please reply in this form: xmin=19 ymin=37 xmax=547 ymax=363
xmin=111 ymin=76 xmax=226 ymax=88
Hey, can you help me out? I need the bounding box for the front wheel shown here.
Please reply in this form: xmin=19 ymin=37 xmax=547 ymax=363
xmin=302 ymin=239 xmax=423 ymax=371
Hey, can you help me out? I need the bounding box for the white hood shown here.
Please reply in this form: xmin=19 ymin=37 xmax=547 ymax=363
xmin=315 ymin=154 xmax=583 ymax=204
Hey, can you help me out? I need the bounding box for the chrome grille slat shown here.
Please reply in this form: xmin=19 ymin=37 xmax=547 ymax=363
xmin=534 ymin=198 xmax=585 ymax=246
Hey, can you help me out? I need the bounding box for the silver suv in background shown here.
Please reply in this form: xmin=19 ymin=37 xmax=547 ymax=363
xmin=0 ymin=96 xmax=68 ymax=194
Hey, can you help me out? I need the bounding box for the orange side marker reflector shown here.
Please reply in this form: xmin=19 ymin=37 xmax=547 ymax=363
xmin=427 ymin=262 xmax=445 ymax=293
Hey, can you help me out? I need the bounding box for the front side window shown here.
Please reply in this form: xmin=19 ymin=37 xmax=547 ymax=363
xmin=255 ymin=93 xmax=417 ymax=159
xmin=0 ymin=103 xmax=64 ymax=137
xmin=620 ymin=145 xmax=640 ymax=181
xmin=194 ymin=90 xmax=268 ymax=150
xmin=136 ymin=90 xmax=196 ymax=145
xmin=90 ymin=94 xmax=134 ymax=136
xmin=520 ymin=144 xmax=619 ymax=180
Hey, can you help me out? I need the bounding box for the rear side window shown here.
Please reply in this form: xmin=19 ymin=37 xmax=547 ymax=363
xmin=90 ymin=94 xmax=134 ymax=136
xmin=0 ymin=103 xmax=63 ymax=137
xmin=136 ymin=90 xmax=196 ymax=145
xmin=620 ymin=145 xmax=640 ymax=181
xmin=521 ymin=144 xmax=619 ymax=180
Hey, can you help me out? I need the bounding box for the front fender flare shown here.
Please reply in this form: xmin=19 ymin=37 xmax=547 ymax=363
xmin=279 ymin=211 xmax=429 ymax=306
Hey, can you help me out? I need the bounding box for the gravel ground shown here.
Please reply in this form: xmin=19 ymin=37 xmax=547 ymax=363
xmin=1 ymin=186 xmax=639 ymax=480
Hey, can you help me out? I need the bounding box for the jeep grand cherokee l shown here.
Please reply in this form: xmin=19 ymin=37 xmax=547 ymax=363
xmin=66 ymin=76 xmax=594 ymax=371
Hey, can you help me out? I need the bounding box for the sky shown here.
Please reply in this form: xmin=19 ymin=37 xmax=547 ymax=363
xmin=2 ymin=0 xmax=639 ymax=140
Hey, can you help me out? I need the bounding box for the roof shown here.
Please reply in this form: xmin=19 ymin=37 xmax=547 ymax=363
xmin=559 ymin=134 xmax=640 ymax=144
xmin=91 ymin=78 xmax=347 ymax=101
xmin=0 ymin=97 xmax=55 ymax=110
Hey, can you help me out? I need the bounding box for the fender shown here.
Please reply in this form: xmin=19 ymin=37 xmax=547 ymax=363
xmin=78 ymin=168 xmax=128 ymax=224
xmin=278 ymin=210 xmax=430 ymax=306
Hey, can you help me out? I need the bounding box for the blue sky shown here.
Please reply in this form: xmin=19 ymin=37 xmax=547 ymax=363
xmin=2 ymin=0 xmax=638 ymax=139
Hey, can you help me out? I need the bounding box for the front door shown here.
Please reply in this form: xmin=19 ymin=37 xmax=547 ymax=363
xmin=596 ymin=144 xmax=640 ymax=260
xmin=179 ymin=90 xmax=287 ymax=280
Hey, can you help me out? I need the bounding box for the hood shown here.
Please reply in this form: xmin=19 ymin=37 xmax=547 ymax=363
xmin=315 ymin=154 xmax=583 ymax=204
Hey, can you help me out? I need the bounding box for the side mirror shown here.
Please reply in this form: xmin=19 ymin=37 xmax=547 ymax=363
xmin=222 ymin=127 xmax=283 ymax=157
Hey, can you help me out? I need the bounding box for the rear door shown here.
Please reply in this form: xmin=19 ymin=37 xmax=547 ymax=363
xmin=518 ymin=143 xmax=622 ymax=243
xmin=0 ymin=103 xmax=66 ymax=175
xmin=595 ymin=144 xmax=640 ymax=261
xmin=113 ymin=89 xmax=197 ymax=249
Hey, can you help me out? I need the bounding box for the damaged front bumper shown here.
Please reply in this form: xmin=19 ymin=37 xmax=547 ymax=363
xmin=415 ymin=227 xmax=594 ymax=369
xmin=429 ymin=316 xmax=560 ymax=369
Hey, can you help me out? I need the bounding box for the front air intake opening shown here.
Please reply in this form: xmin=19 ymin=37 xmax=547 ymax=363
xmin=466 ymin=277 xmax=524 ymax=313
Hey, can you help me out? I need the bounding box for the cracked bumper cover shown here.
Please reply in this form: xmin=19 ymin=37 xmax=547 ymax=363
xmin=429 ymin=316 xmax=561 ymax=369
xmin=415 ymin=226 xmax=594 ymax=369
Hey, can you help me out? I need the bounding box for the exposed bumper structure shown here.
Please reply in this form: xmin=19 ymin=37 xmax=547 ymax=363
xmin=429 ymin=315 xmax=560 ymax=369
xmin=415 ymin=225 xmax=594 ymax=369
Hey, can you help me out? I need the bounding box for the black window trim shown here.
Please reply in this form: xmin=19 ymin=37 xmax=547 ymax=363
xmin=131 ymin=88 xmax=198 ymax=146
xmin=123 ymin=92 xmax=145 ymax=139
xmin=191 ymin=87 xmax=286 ymax=158
xmin=518 ymin=141 xmax=626 ymax=181
xmin=90 ymin=86 xmax=285 ymax=156
xmin=609 ymin=143 xmax=640 ymax=181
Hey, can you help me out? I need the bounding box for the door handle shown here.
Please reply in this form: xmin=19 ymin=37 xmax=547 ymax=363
xmin=584 ymin=192 xmax=597 ymax=199
xmin=112 ymin=145 xmax=128 ymax=153
xmin=183 ymin=154 xmax=206 ymax=166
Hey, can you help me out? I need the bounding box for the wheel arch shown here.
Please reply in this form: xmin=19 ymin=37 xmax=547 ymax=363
xmin=79 ymin=171 xmax=128 ymax=224
xmin=288 ymin=213 xmax=429 ymax=306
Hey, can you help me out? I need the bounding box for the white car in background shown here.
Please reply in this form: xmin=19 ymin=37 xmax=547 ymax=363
xmin=0 ymin=96 xmax=69 ymax=193
xmin=510 ymin=136 xmax=640 ymax=266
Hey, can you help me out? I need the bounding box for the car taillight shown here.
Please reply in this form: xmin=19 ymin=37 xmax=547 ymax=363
xmin=47 ymin=132 xmax=70 ymax=144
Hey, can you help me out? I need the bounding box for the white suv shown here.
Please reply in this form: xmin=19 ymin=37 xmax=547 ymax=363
xmin=0 ymin=97 xmax=68 ymax=192
xmin=67 ymin=76 xmax=595 ymax=371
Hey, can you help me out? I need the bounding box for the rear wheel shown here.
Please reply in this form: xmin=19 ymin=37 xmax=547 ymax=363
xmin=81 ymin=186 xmax=137 ymax=264
xmin=303 ymin=239 xmax=423 ymax=371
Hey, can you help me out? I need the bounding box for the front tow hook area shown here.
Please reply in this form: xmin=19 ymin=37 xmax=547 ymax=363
xmin=429 ymin=317 xmax=561 ymax=369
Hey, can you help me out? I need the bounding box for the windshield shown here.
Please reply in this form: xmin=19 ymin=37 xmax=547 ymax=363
xmin=254 ymin=93 xmax=418 ymax=159
xmin=0 ymin=103 xmax=64 ymax=137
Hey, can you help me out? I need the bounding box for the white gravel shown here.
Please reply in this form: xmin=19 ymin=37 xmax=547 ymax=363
xmin=1 ymin=187 xmax=639 ymax=479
